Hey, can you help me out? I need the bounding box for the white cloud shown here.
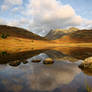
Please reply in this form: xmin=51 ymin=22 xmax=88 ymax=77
xmin=78 ymin=19 xmax=92 ymax=29
xmin=7 ymin=18 xmax=30 ymax=29
xmin=0 ymin=61 xmax=81 ymax=91
xmin=20 ymin=61 xmax=81 ymax=91
xmin=11 ymin=7 xmax=20 ymax=12
xmin=0 ymin=0 xmax=92 ymax=36
xmin=4 ymin=0 xmax=23 ymax=5
xmin=84 ymin=20 xmax=92 ymax=29
xmin=1 ymin=5 xmax=9 ymax=11
xmin=25 ymin=0 xmax=83 ymax=36
xmin=0 ymin=18 xmax=7 ymax=25
xmin=1 ymin=0 xmax=23 ymax=11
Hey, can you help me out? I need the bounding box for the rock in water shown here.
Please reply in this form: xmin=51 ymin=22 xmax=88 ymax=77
xmin=84 ymin=57 xmax=92 ymax=64
xmin=79 ymin=57 xmax=92 ymax=69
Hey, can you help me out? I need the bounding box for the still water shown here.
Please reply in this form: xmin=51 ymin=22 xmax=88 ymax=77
xmin=0 ymin=47 xmax=92 ymax=92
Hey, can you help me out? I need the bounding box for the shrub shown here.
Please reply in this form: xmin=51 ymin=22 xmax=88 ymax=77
xmin=1 ymin=33 xmax=9 ymax=39
xmin=1 ymin=51 xmax=8 ymax=56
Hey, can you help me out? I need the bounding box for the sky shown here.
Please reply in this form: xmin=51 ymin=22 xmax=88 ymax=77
xmin=0 ymin=0 xmax=92 ymax=36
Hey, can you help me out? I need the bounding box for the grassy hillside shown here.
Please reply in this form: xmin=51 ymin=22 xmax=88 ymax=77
xmin=54 ymin=29 xmax=92 ymax=43
xmin=0 ymin=25 xmax=47 ymax=40
xmin=0 ymin=25 xmax=57 ymax=53
xmin=0 ymin=25 xmax=92 ymax=54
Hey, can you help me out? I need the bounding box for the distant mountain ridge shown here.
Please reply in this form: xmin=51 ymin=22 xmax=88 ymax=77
xmin=0 ymin=25 xmax=92 ymax=44
xmin=44 ymin=27 xmax=92 ymax=43
xmin=45 ymin=27 xmax=79 ymax=40
xmin=54 ymin=29 xmax=92 ymax=43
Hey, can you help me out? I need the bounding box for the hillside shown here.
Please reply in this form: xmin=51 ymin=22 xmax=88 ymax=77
xmin=54 ymin=29 xmax=92 ymax=43
xmin=0 ymin=25 xmax=57 ymax=54
xmin=45 ymin=29 xmax=66 ymax=40
xmin=0 ymin=25 xmax=92 ymax=54
xmin=45 ymin=27 xmax=79 ymax=40
xmin=0 ymin=25 xmax=47 ymax=40
xmin=0 ymin=25 xmax=92 ymax=64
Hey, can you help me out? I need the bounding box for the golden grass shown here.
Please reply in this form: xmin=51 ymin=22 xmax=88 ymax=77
xmin=0 ymin=37 xmax=57 ymax=53
xmin=0 ymin=25 xmax=92 ymax=54
xmin=0 ymin=36 xmax=92 ymax=54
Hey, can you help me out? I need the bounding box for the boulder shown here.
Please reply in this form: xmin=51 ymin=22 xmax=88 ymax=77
xmin=79 ymin=57 xmax=92 ymax=69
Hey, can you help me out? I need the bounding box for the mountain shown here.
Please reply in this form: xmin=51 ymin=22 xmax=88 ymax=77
xmin=0 ymin=25 xmax=47 ymax=40
xmin=0 ymin=25 xmax=92 ymax=53
xmin=45 ymin=29 xmax=66 ymax=40
xmin=45 ymin=27 xmax=79 ymax=40
xmin=54 ymin=29 xmax=92 ymax=43
xmin=0 ymin=25 xmax=55 ymax=54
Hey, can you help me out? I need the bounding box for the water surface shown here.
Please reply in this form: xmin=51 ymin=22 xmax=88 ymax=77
xmin=0 ymin=47 xmax=92 ymax=92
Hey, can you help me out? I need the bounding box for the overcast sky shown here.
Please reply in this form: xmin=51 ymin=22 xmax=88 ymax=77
xmin=0 ymin=0 xmax=92 ymax=36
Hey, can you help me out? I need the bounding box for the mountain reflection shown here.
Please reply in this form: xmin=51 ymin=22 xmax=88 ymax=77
xmin=0 ymin=47 xmax=92 ymax=67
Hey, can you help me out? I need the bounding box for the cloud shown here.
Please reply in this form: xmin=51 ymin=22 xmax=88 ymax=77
xmin=83 ymin=20 xmax=92 ymax=29
xmin=0 ymin=18 xmax=7 ymax=25
xmin=11 ymin=7 xmax=20 ymax=12
xmin=0 ymin=61 xmax=81 ymax=91
xmin=0 ymin=0 xmax=92 ymax=36
xmin=26 ymin=0 xmax=83 ymax=36
xmin=4 ymin=0 xmax=23 ymax=5
xmin=1 ymin=5 xmax=9 ymax=11
xmin=4 ymin=17 xmax=30 ymax=29
xmin=1 ymin=0 xmax=23 ymax=11
xmin=24 ymin=62 xmax=81 ymax=91
xmin=78 ymin=19 xmax=92 ymax=29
